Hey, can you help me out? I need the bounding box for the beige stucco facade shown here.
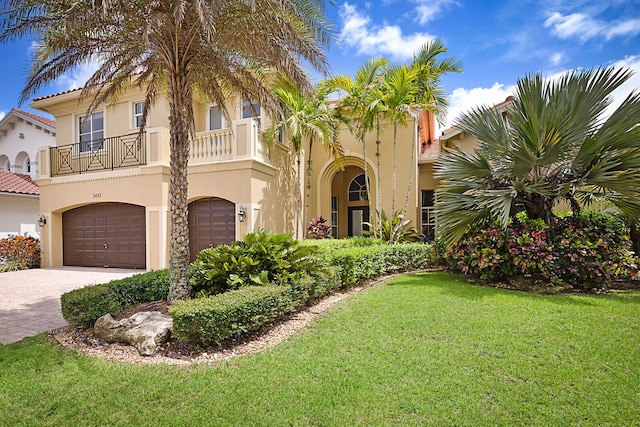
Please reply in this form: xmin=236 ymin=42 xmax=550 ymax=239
xmin=32 ymin=86 xmax=442 ymax=270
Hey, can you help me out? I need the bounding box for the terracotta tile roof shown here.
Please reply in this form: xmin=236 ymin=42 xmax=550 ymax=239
xmin=12 ymin=108 xmax=56 ymax=129
xmin=32 ymin=87 xmax=82 ymax=102
xmin=0 ymin=170 xmax=39 ymax=195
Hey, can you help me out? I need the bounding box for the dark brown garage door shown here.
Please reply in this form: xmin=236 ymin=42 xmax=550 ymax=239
xmin=189 ymin=197 xmax=236 ymax=261
xmin=63 ymin=203 xmax=146 ymax=269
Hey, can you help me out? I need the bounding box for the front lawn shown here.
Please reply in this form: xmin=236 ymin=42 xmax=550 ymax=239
xmin=1 ymin=272 xmax=639 ymax=426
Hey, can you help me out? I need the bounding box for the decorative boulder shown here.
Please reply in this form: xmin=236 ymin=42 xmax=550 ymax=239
xmin=94 ymin=311 xmax=173 ymax=356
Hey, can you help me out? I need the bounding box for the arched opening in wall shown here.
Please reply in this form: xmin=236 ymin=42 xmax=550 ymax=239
xmin=331 ymin=167 xmax=370 ymax=238
xmin=0 ymin=155 xmax=10 ymax=171
xmin=15 ymin=152 xmax=30 ymax=176
xmin=62 ymin=203 xmax=146 ymax=269
xmin=188 ymin=197 xmax=236 ymax=262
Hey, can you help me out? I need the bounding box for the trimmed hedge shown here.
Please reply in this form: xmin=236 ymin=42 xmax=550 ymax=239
xmin=170 ymin=286 xmax=295 ymax=347
xmin=328 ymin=243 xmax=434 ymax=286
xmin=170 ymin=242 xmax=432 ymax=347
xmin=60 ymin=285 xmax=120 ymax=327
xmin=61 ymin=270 xmax=170 ymax=326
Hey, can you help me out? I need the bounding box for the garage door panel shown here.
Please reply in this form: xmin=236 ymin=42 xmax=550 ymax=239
xmin=188 ymin=198 xmax=235 ymax=262
xmin=63 ymin=203 xmax=146 ymax=269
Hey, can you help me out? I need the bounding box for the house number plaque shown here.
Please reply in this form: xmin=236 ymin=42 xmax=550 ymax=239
xmin=92 ymin=193 xmax=102 ymax=199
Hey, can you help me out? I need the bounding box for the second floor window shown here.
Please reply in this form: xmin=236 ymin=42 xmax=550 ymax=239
xmin=79 ymin=111 xmax=104 ymax=152
xmin=242 ymin=99 xmax=260 ymax=119
xmin=208 ymin=105 xmax=225 ymax=130
xmin=133 ymin=102 xmax=145 ymax=128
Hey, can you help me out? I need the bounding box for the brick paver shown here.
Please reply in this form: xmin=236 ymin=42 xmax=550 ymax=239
xmin=0 ymin=267 xmax=141 ymax=344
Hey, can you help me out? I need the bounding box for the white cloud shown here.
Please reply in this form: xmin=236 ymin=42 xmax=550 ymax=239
xmin=339 ymin=3 xmax=436 ymax=60
xmin=413 ymin=0 xmax=459 ymax=25
xmin=441 ymin=83 xmax=515 ymax=129
xmin=550 ymin=52 xmax=565 ymax=66
xmin=0 ymin=111 xmax=5 ymax=121
xmin=545 ymin=12 xmax=640 ymax=42
xmin=441 ymin=54 xmax=640 ymax=131
xmin=55 ymin=61 xmax=101 ymax=91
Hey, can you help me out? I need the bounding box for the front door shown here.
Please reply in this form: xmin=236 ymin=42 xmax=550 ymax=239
xmin=348 ymin=206 xmax=370 ymax=237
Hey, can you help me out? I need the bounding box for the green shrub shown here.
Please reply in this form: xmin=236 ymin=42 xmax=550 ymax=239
xmin=109 ymin=270 xmax=170 ymax=307
xmin=0 ymin=235 xmax=40 ymax=270
xmin=189 ymin=229 xmax=323 ymax=297
xmin=60 ymin=285 xmax=120 ymax=327
xmin=60 ymin=270 xmax=170 ymax=326
xmin=327 ymin=243 xmax=434 ymax=287
xmin=446 ymin=211 xmax=638 ymax=291
xmin=170 ymin=286 xmax=294 ymax=347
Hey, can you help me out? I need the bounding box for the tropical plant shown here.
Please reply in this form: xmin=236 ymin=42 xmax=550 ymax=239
xmin=263 ymin=79 xmax=344 ymax=238
xmin=307 ymin=216 xmax=332 ymax=239
xmin=0 ymin=0 xmax=333 ymax=302
xmin=436 ymin=66 xmax=640 ymax=247
xmin=189 ymin=229 xmax=322 ymax=296
xmin=327 ymin=57 xmax=389 ymax=219
xmin=401 ymin=40 xmax=461 ymax=216
xmin=363 ymin=210 xmax=419 ymax=244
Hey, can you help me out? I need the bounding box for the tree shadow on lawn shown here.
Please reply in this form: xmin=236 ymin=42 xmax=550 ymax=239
xmin=388 ymin=271 xmax=599 ymax=307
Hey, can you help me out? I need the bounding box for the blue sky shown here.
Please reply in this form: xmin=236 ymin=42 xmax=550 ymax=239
xmin=0 ymin=0 xmax=638 ymax=129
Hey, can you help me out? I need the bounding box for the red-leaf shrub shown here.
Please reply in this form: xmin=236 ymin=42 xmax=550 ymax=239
xmin=0 ymin=235 xmax=40 ymax=270
xmin=445 ymin=212 xmax=638 ymax=291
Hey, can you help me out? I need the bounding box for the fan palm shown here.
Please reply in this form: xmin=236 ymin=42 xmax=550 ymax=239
xmin=263 ymin=78 xmax=344 ymax=238
xmin=435 ymin=66 xmax=640 ymax=248
xmin=0 ymin=0 xmax=332 ymax=301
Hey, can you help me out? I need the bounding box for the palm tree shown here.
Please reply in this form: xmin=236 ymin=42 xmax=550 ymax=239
xmin=0 ymin=0 xmax=332 ymax=302
xmin=402 ymin=40 xmax=461 ymax=216
xmin=263 ymin=79 xmax=344 ymax=239
xmin=382 ymin=63 xmax=420 ymax=213
xmin=327 ymin=57 xmax=388 ymax=218
xmin=435 ymin=67 xmax=640 ymax=247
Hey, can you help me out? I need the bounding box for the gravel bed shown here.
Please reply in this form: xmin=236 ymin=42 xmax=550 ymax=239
xmin=49 ymin=276 xmax=393 ymax=366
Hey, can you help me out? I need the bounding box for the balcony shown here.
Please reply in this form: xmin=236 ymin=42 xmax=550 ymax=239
xmin=41 ymin=118 xmax=270 ymax=178
xmin=50 ymin=134 xmax=146 ymax=176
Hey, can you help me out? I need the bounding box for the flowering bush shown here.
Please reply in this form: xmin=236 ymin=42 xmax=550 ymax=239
xmin=0 ymin=235 xmax=40 ymax=271
xmin=307 ymin=216 xmax=332 ymax=239
xmin=445 ymin=212 xmax=638 ymax=291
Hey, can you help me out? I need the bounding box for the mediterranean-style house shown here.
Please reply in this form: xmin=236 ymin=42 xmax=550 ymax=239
xmin=0 ymin=109 xmax=56 ymax=238
xmin=31 ymin=86 xmax=441 ymax=270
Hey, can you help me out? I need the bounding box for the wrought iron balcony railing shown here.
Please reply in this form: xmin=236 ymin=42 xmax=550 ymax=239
xmin=50 ymin=133 xmax=146 ymax=176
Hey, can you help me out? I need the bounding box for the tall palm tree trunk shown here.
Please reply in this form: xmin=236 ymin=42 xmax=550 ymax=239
xmin=304 ymin=137 xmax=314 ymax=236
xmin=402 ymin=121 xmax=417 ymax=217
xmin=296 ymin=151 xmax=302 ymax=239
xmin=167 ymin=73 xmax=192 ymax=303
xmin=361 ymin=131 xmax=372 ymax=216
xmin=392 ymin=121 xmax=398 ymax=214
xmin=375 ymin=115 xmax=382 ymax=233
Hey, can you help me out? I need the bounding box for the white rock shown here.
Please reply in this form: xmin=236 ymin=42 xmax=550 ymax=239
xmin=94 ymin=311 xmax=173 ymax=356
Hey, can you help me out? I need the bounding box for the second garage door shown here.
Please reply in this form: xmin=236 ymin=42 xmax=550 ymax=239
xmin=189 ymin=197 xmax=236 ymax=261
xmin=63 ymin=203 xmax=146 ymax=269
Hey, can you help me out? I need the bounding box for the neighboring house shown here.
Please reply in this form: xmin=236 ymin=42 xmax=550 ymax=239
xmin=0 ymin=169 xmax=40 ymax=239
xmin=31 ymin=85 xmax=441 ymax=270
xmin=0 ymin=108 xmax=57 ymax=179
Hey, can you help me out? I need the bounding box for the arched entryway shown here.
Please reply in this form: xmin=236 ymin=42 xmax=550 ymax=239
xmin=62 ymin=203 xmax=146 ymax=269
xmin=188 ymin=197 xmax=236 ymax=261
xmin=331 ymin=166 xmax=371 ymax=238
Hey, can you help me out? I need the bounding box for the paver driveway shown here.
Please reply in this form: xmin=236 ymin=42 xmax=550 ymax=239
xmin=0 ymin=267 xmax=141 ymax=344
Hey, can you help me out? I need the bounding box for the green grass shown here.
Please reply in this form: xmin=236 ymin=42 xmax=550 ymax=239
xmin=1 ymin=272 xmax=639 ymax=426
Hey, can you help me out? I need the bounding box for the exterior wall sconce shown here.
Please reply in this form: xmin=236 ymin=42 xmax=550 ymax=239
xmin=37 ymin=214 xmax=46 ymax=227
xmin=237 ymin=206 xmax=246 ymax=223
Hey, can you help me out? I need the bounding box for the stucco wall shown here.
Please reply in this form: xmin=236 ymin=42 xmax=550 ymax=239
xmin=0 ymin=193 xmax=39 ymax=238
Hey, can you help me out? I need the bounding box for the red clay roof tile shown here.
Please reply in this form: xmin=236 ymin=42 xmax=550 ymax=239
xmin=0 ymin=170 xmax=39 ymax=195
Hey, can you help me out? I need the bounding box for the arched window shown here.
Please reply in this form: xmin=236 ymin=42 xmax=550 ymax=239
xmin=26 ymin=158 xmax=31 ymax=173
xmin=348 ymin=173 xmax=368 ymax=201
xmin=0 ymin=155 xmax=10 ymax=171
